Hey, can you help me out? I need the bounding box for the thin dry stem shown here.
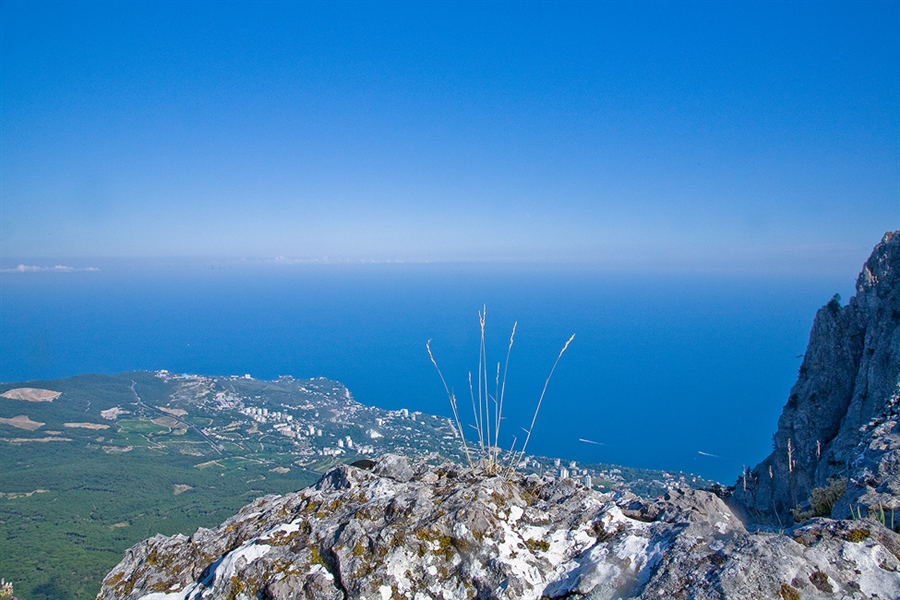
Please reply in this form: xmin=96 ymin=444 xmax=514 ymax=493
xmin=467 ymin=372 xmax=483 ymax=450
xmin=478 ymin=307 xmax=488 ymax=464
xmin=495 ymin=322 xmax=516 ymax=453
xmin=430 ymin=310 xmax=572 ymax=478
xmin=427 ymin=339 xmax=474 ymax=468
xmin=493 ymin=362 xmax=501 ymax=462
xmin=787 ymin=438 xmax=793 ymax=474
xmin=509 ymin=333 xmax=575 ymax=475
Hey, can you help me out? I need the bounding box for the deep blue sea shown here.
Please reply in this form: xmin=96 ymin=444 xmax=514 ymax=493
xmin=0 ymin=260 xmax=855 ymax=483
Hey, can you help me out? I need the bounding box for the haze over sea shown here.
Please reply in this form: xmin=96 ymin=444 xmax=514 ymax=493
xmin=0 ymin=260 xmax=855 ymax=483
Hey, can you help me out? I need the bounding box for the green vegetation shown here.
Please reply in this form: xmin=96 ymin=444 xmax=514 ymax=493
xmin=0 ymin=373 xmax=320 ymax=600
xmin=792 ymin=477 xmax=847 ymax=522
xmin=0 ymin=444 xmax=313 ymax=600
xmin=844 ymin=528 xmax=870 ymax=543
xmin=850 ymin=502 xmax=898 ymax=533
xmin=779 ymin=582 xmax=800 ymax=600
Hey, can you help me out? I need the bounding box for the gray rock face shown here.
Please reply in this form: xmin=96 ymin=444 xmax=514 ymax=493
xmin=97 ymin=454 xmax=900 ymax=600
xmin=732 ymin=232 xmax=900 ymax=526
xmin=832 ymin=386 xmax=900 ymax=522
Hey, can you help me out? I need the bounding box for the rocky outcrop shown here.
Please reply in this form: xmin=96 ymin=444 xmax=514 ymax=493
xmin=832 ymin=385 xmax=900 ymax=521
xmin=731 ymin=232 xmax=900 ymax=526
xmin=97 ymin=454 xmax=900 ymax=600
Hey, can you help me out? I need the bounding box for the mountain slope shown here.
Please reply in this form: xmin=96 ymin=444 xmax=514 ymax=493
xmin=731 ymin=231 xmax=900 ymax=526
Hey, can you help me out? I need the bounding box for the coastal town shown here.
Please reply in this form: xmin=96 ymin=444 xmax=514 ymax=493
xmin=147 ymin=370 xmax=710 ymax=495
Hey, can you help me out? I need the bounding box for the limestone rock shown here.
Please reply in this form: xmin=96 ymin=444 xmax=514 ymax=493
xmin=97 ymin=455 xmax=900 ymax=600
xmin=371 ymin=452 xmax=415 ymax=482
xmin=832 ymin=386 xmax=900 ymax=521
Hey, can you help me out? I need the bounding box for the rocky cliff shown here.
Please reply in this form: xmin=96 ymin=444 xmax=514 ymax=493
xmin=97 ymin=454 xmax=900 ymax=600
xmin=731 ymin=232 xmax=900 ymax=526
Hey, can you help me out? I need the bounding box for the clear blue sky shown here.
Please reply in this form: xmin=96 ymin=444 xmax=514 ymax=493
xmin=2 ymin=1 xmax=898 ymax=273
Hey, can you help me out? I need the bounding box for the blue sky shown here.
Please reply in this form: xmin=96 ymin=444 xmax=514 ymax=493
xmin=2 ymin=1 xmax=898 ymax=272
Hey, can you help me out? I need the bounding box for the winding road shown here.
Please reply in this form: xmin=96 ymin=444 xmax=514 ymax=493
xmin=130 ymin=380 xmax=224 ymax=454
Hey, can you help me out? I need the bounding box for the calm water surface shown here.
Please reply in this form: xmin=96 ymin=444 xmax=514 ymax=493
xmin=0 ymin=261 xmax=853 ymax=483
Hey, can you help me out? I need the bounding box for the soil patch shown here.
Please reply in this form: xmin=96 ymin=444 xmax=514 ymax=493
xmin=152 ymin=416 xmax=180 ymax=428
xmin=1 ymin=437 xmax=72 ymax=443
xmin=100 ymin=407 xmax=130 ymax=420
xmin=0 ymin=415 xmax=45 ymax=431
xmin=0 ymin=388 xmax=60 ymax=402
xmin=102 ymin=445 xmax=133 ymax=453
xmin=0 ymin=489 xmax=49 ymax=499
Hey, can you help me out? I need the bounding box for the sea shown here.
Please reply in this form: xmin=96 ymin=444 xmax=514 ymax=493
xmin=0 ymin=259 xmax=855 ymax=483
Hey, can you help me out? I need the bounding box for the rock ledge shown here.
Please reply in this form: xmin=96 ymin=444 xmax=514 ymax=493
xmin=98 ymin=454 xmax=900 ymax=600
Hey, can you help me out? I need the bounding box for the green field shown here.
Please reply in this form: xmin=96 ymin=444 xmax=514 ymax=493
xmin=1 ymin=444 xmax=317 ymax=599
xmin=0 ymin=373 xmax=319 ymax=600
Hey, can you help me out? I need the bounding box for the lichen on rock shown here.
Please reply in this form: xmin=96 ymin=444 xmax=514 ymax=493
xmin=98 ymin=453 xmax=900 ymax=600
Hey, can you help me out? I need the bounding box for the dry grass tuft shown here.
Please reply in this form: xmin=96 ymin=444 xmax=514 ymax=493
xmin=428 ymin=307 xmax=574 ymax=476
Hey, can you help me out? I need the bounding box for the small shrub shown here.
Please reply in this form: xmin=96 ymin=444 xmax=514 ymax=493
xmin=524 ymin=538 xmax=550 ymax=552
xmin=590 ymin=521 xmax=623 ymax=542
xmin=707 ymin=553 xmax=727 ymax=567
xmin=844 ymin=528 xmax=869 ymax=543
xmin=793 ymin=477 xmax=847 ymax=521
xmin=809 ymin=571 xmax=833 ymax=593
xmin=778 ymin=583 xmax=800 ymax=600
xmin=811 ymin=477 xmax=847 ymax=515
